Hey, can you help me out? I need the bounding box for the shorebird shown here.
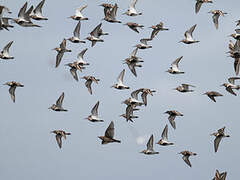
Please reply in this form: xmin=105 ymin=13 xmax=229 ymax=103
xmin=149 ymin=22 xmax=169 ymax=39
xmin=0 ymin=6 xmax=12 ymax=30
xmin=12 ymin=2 xmax=28 ymax=23
xmin=167 ymin=56 xmax=184 ymax=74
xmin=75 ymin=48 xmax=90 ymax=66
xmin=124 ymin=48 xmax=143 ymax=77
xmin=0 ymin=18 xmax=14 ymax=31
xmin=156 ymin=125 xmax=174 ymax=146
xmin=164 ymin=110 xmax=183 ymax=129
xmin=86 ymin=23 xmax=104 ymax=47
xmin=125 ymin=89 xmax=144 ymax=106
xmin=69 ymin=5 xmax=88 ymax=21
xmin=213 ymin=170 xmax=227 ymax=180
xmin=103 ymin=3 xmax=121 ymax=23
xmin=53 ymin=39 xmax=71 ymax=68
xmin=203 ymin=91 xmax=223 ymax=102
xmin=0 ymin=41 xmax=14 ymax=60
xmin=51 ymin=130 xmax=71 ymax=149
xmin=123 ymin=104 xmax=140 ymax=122
xmin=178 ymin=151 xmax=197 ymax=167
xmin=65 ymin=62 xmax=85 ymax=81
xmin=99 ymin=3 xmax=115 ymax=19
xmin=211 ymin=127 xmax=230 ymax=153
xmin=48 ymin=92 xmax=68 ymax=112
xmin=98 ymin=121 xmax=121 ymax=144
xmin=139 ymin=88 xmax=156 ymax=106
xmin=85 ymin=101 xmax=103 ymax=122
xmin=111 ymin=69 xmax=130 ymax=90
xmin=126 ymin=47 xmax=142 ymax=61
xmin=134 ymin=38 xmax=152 ymax=49
xmin=68 ymin=21 xmax=86 ymax=43
xmin=12 ymin=2 xmax=41 ymax=27
xmin=81 ymin=76 xmax=100 ymax=95
xmin=30 ymin=0 xmax=48 ymax=20
xmin=179 ymin=24 xmax=199 ymax=44
xmin=140 ymin=134 xmax=159 ymax=155
xmin=123 ymin=22 xmax=144 ymax=33
xmin=208 ymin=10 xmax=227 ymax=29
xmin=123 ymin=0 xmax=142 ymax=16
xmin=221 ymin=77 xmax=240 ymax=96
xmin=120 ymin=105 xmax=139 ymax=123
xmin=174 ymin=84 xmax=195 ymax=93
xmin=3 ymin=81 xmax=24 ymax=103
xmin=227 ymin=40 xmax=240 ymax=75
xmin=195 ymin=0 xmax=213 ymax=14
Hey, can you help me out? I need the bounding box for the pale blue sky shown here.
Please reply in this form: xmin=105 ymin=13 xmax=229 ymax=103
xmin=0 ymin=0 xmax=240 ymax=179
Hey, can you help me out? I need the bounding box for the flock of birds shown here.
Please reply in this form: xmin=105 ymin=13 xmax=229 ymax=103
xmin=1 ymin=0 xmax=240 ymax=179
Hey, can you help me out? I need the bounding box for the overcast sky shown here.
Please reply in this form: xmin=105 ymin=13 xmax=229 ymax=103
xmin=1 ymin=0 xmax=240 ymax=179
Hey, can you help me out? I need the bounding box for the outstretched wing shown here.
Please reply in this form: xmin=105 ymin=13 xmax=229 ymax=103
xmin=226 ymin=87 xmax=236 ymax=96
xmin=9 ymin=86 xmax=16 ymax=103
xmin=195 ymin=1 xmax=202 ymax=14
xmin=18 ymin=2 xmax=27 ymax=18
xmin=90 ymin=23 xmax=102 ymax=37
xmin=130 ymin=47 xmax=138 ymax=57
xmin=56 ymin=92 xmax=65 ymax=107
xmin=182 ymin=155 xmax=191 ymax=167
xmin=185 ymin=24 xmax=197 ymax=40
xmin=214 ymin=136 xmax=222 ymax=152
xmin=161 ymin=124 xmax=168 ymax=140
xmin=171 ymin=56 xmax=183 ymax=68
xmin=73 ymin=21 xmax=81 ymax=38
xmin=56 ymin=51 xmax=64 ymax=68
xmin=168 ymin=115 xmax=176 ymax=129
xmin=208 ymin=95 xmax=216 ymax=102
xmin=70 ymin=68 xmax=78 ymax=81
xmin=91 ymin=101 xmax=99 ymax=116
xmin=128 ymin=63 xmax=137 ymax=77
xmin=2 ymin=41 xmax=13 ymax=55
xmin=105 ymin=121 xmax=114 ymax=139
xmin=75 ymin=5 xmax=87 ymax=16
xmin=212 ymin=14 xmax=220 ymax=29
xmin=33 ymin=0 xmax=45 ymax=15
xmin=117 ymin=69 xmax=125 ymax=84
xmin=60 ymin=39 xmax=66 ymax=49
xmin=147 ymin=134 xmax=154 ymax=151
xmin=85 ymin=80 xmax=92 ymax=94
xmin=77 ymin=48 xmax=87 ymax=59
xmin=141 ymin=93 xmax=147 ymax=106
xmin=55 ymin=134 xmax=62 ymax=149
